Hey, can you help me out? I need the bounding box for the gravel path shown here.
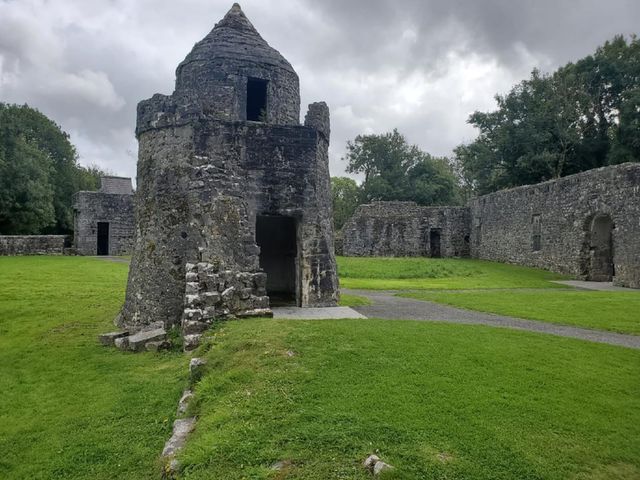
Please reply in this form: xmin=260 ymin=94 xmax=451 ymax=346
xmin=345 ymin=288 xmax=640 ymax=349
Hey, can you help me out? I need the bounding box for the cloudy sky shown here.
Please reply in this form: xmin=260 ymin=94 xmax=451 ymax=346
xmin=1 ymin=0 xmax=639 ymax=181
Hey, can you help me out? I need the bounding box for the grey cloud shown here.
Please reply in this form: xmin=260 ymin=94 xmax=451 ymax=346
xmin=0 ymin=0 xmax=638 ymax=182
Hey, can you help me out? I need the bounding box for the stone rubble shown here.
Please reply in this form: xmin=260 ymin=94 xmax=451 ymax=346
xmin=98 ymin=322 xmax=169 ymax=353
xmin=180 ymin=261 xmax=272 ymax=350
xmin=189 ymin=357 xmax=207 ymax=384
xmin=363 ymin=454 xmax=394 ymax=476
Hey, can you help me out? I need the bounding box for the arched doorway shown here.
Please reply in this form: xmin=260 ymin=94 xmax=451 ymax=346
xmin=586 ymin=214 xmax=614 ymax=281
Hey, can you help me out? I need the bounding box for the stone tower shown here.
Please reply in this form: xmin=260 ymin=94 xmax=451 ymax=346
xmin=117 ymin=4 xmax=339 ymax=335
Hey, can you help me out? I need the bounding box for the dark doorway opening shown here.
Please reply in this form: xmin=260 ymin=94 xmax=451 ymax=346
xmin=587 ymin=214 xmax=614 ymax=281
xmin=256 ymin=215 xmax=297 ymax=306
xmin=429 ymin=228 xmax=442 ymax=258
xmin=246 ymin=77 xmax=268 ymax=121
xmin=97 ymin=222 xmax=109 ymax=256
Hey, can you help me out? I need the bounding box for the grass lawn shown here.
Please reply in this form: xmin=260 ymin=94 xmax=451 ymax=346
xmin=0 ymin=257 xmax=187 ymax=480
xmin=399 ymin=290 xmax=640 ymax=335
xmin=2 ymin=255 xmax=638 ymax=479
xmin=178 ymin=318 xmax=640 ymax=479
xmin=337 ymin=256 xmax=567 ymax=290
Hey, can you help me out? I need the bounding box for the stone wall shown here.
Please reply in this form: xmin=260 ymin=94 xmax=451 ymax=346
xmin=0 ymin=235 xmax=70 ymax=255
xmin=470 ymin=163 xmax=640 ymax=288
xmin=73 ymin=182 xmax=135 ymax=256
xmin=342 ymin=202 xmax=470 ymax=258
xmin=340 ymin=163 xmax=639 ymax=288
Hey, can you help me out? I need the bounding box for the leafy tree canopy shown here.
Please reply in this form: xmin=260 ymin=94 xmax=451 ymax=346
xmin=331 ymin=177 xmax=361 ymax=231
xmin=343 ymin=129 xmax=461 ymax=207
xmin=0 ymin=103 xmax=105 ymax=234
xmin=455 ymin=35 xmax=640 ymax=194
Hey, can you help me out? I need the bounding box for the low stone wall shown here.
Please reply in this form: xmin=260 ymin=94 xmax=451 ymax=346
xmin=342 ymin=202 xmax=470 ymax=257
xmin=0 ymin=235 xmax=70 ymax=255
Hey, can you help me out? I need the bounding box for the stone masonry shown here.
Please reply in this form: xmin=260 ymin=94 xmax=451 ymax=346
xmin=73 ymin=176 xmax=135 ymax=256
xmin=469 ymin=163 xmax=640 ymax=288
xmin=117 ymin=4 xmax=338 ymax=332
xmin=343 ymin=202 xmax=470 ymax=258
xmin=0 ymin=235 xmax=71 ymax=255
xmin=343 ymin=163 xmax=640 ymax=289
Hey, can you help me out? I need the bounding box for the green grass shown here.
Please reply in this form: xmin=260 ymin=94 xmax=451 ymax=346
xmin=0 ymin=257 xmax=187 ymax=480
xmin=399 ymin=290 xmax=640 ymax=335
xmin=337 ymin=256 xmax=567 ymax=290
xmin=178 ymin=318 xmax=640 ymax=479
xmin=338 ymin=293 xmax=372 ymax=307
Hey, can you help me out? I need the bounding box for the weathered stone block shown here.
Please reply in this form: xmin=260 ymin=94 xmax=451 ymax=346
xmin=185 ymin=272 xmax=198 ymax=282
xmin=252 ymin=296 xmax=270 ymax=309
xmin=98 ymin=331 xmax=128 ymax=347
xmin=183 ymin=320 xmax=208 ymax=335
xmin=127 ymin=328 xmax=167 ymax=352
xmin=189 ymin=357 xmax=207 ymax=383
xmin=185 ymin=282 xmax=200 ymax=295
xmin=145 ymin=340 xmax=171 ymax=352
xmin=237 ymin=308 xmax=273 ymax=318
xmin=161 ymin=417 xmax=196 ymax=458
xmin=183 ymin=308 xmax=203 ymax=322
xmin=202 ymin=291 xmax=221 ymax=306
xmin=176 ymin=389 xmax=193 ymax=415
xmin=114 ymin=336 xmax=129 ymax=350
xmin=183 ymin=334 xmax=202 ymax=352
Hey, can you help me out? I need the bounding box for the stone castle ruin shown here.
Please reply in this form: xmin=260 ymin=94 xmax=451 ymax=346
xmin=116 ymin=4 xmax=339 ymax=343
xmin=73 ymin=176 xmax=135 ymax=256
xmin=343 ymin=162 xmax=640 ymax=289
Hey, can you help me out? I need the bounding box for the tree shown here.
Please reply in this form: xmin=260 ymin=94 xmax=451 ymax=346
xmin=0 ymin=125 xmax=56 ymax=234
xmin=456 ymin=35 xmax=640 ymax=195
xmin=0 ymin=103 xmax=104 ymax=234
xmin=344 ymin=129 xmax=461 ymax=205
xmin=331 ymin=177 xmax=361 ymax=230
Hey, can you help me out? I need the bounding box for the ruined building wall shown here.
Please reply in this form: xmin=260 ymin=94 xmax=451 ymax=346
xmin=469 ymin=163 xmax=640 ymax=288
xmin=342 ymin=202 xmax=471 ymax=257
xmin=341 ymin=163 xmax=639 ymax=289
xmin=73 ymin=177 xmax=135 ymax=256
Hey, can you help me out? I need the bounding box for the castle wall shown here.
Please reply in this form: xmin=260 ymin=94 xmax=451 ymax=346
xmin=469 ymin=163 xmax=640 ymax=288
xmin=0 ymin=235 xmax=70 ymax=255
xmin=342 ymin=202 xmax=470 ymax=258
xmin=73 ymin=191 xmax=135 ymax=256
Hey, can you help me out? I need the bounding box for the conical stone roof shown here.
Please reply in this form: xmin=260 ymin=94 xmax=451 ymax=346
xmin=172 ymin=4 xmax=300 ymax=124
xmin=176 ymin=3 xmax=295 ymax=77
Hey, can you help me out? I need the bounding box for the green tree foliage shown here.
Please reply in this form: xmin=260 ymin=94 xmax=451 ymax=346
xmin=330 ymin=177 xmax=361 ymax=231
xmin=455 ymin=35 xmax=640 ymax=194
xmin=0 ymin=103 xmax=104 ymax=234
xmin=344 ymin=129 xmax=461 ymax=206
